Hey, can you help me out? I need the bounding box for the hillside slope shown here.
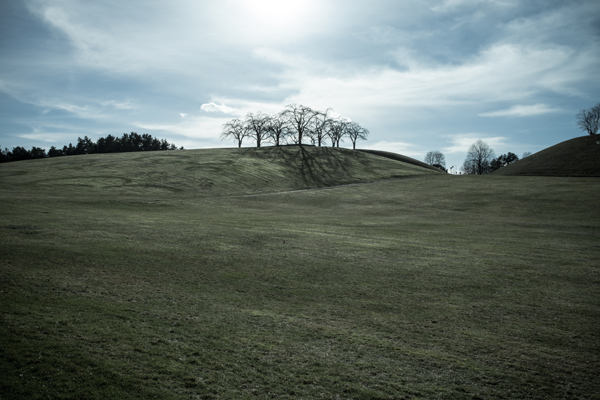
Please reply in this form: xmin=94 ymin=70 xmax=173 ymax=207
xmin=359 ymin=149 xmax=443 ymax=172
xmin=493 ymin=135 xmax=600 ymax=176
xmin=0 ymin=145 xmax=438 ymax=198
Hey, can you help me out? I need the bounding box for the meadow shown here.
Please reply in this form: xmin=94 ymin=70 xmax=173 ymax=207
xmin=1 ymin=147 xmax=599 ymax=399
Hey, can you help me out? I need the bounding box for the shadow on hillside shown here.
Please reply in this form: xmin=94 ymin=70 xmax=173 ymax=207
xmin=244 ymin=145 xmax=371 ymax=187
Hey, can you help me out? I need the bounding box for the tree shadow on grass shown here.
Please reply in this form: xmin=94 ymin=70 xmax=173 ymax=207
xmin=243 ymin=145 xmax=371 ymax=188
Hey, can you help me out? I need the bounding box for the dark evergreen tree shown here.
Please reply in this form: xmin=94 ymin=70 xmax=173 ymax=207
xmin=490 ymin=152 xmax=519 ymax=172
xmin=48 ymin=146 xmax=64 ymax=157
xmin=10 ymin=146 xmax=32 ymax=161
xmin=76 ymin=136 xmax=95 ymax=154
xmin=30 ymin=147 xmax=47 ymax=159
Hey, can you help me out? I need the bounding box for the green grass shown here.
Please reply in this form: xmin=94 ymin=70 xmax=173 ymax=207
xmin=0 ymin=146 xmax=437 ymax=198
xmin=1 ymin=147 xmax=599 ymax=399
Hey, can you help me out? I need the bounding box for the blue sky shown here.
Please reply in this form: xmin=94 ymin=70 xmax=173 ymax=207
xmin=1 ymin=0 xmax=599 ymax=170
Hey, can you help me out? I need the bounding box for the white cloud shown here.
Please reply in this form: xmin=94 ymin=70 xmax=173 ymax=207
xmin=100 ymin=100 xmax=136 ymax=110
xmin=431 ymin=0 xmax=515 ymax=13
xmin=200 ymin=102 xmax=237 ymax=114
xmin=262 ymin=42 xmax=592 ymax=122
xmin=179 ymin=113 xmax=187 ymax=118
xmin=478 ymin=104 xmax=560 ymax=117
xmin=442 ymin=133 xmax=507 ymax=155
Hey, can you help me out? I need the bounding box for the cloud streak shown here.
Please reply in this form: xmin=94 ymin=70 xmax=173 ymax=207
xmin=200 ymin=102 xmax=237 ymax=114
xmin=478 ymin=104 xmax=560 ymax=117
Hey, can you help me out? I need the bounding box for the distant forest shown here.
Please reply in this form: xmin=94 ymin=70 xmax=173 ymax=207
xmin=0 ymin=132 xmax=180 ymax=163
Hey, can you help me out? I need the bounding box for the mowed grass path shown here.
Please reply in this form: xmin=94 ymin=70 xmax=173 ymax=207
xmin=1 ymin=148 xmax=599 ymax=399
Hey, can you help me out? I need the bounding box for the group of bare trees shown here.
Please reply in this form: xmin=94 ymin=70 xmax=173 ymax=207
xmin=220 ymin=104 xmax=369 ymax=149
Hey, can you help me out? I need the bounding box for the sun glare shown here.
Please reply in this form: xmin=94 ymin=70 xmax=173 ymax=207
xmin=240 ymin=0 xmax=314 ymax=30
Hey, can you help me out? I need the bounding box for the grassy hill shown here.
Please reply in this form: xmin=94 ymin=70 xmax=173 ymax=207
xmin=1 ymin=148 xmax=599 ymax=399
xmin=493 ymin=135 xmax=600 ymax=176
xmin=0 ymin=145 xmax=438 ymax=198
xmin=358 ymin=149 xmax=443 ymax=172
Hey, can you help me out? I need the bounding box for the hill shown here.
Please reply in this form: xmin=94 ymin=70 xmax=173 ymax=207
xmin=493 ymin=135 xmax=600 ymax=176
xmin=1 ymin=146 xmax=599 ymax=399
xmin=0 ymin=145 xmax=438 ymax=197
xmin=358 ymin=149 xmax=443 ymax=172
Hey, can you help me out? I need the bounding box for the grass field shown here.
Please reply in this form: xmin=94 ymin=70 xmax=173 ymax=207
xmin=1 ymin=147 xmax=599 ymax=399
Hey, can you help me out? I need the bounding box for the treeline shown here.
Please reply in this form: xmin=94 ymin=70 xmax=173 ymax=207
xmin=425 ymin=145 xmax=531 ymax=174
xmin=221 ymin=104 xmax=369 ymax=149
xmin=460 ymin=140 xmax=530 ymax=175
xmin=1 ymin=132 xmax=180 ymax=163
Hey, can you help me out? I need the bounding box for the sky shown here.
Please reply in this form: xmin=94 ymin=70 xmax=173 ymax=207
xmin=1 ymin=0 xmax=599 ymax=171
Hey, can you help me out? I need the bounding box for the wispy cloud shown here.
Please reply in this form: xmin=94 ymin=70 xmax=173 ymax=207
xmin=261 ymin=42 xmax=591 ymax=120
xmin=200 ymin=102 xmax=237 ymax=114
xmin=430 ymin=0 xmax=515 ymax=13
xmin=18 ymin=132 xmax=74 ymax=143
xmin=478 ymin=104 xmax=560 ymax=117
xmin=100 ymin=100 xmax=136 ymax=110
xmin=38 ymin=100 xmax=100 ymax=119
xmin=15 ymin=123 xmax=98 ymax=145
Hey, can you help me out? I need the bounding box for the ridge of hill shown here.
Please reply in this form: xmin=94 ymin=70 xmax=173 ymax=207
xmin=358 ymin=149 xmax=443 ymax=172
xmin=0 ymin=145 xmax=438 ymax=197
xmin=493 ymin=135 xmax=600 ymax=177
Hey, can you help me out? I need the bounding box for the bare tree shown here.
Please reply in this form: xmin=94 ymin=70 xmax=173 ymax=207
xmin=326 ymin=118 xmax=349 ymax=147
xmin=462 ymin=140 xmax=495 ymax=175
xmin=424 ymin=151 xmax=446 ymax=168
xmin=245 ymin=112 xmax=270 ymax=148
xmin=522 ymin=151 xmax=532 ymax=158
xmin=308 ymin=108 xmax=333 ymax=147
xmin=346 ymin=122 xmax=369 ymax=150
xmin=266 ymin=112 xmax=288 ymax=146
xmin=281 ymin=104 xmax=318 ymax=145
xmin=576 ymin=103 xmax=600 ymax=135
xmin=220 ymin=118 xmax=246 ymax=148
